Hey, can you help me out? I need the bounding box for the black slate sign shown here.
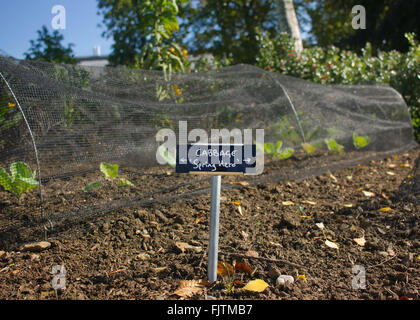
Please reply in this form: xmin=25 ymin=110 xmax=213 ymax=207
xmin=176 ymin=144 xmax=256 ymax=174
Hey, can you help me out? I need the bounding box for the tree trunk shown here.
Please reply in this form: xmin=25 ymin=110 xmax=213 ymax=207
xmin=276 ymin=0 xmax=303 ymax=54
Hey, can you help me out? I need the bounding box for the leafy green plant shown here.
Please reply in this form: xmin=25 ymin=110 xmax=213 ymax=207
xmin=301 ymin=142 xmax=315 ymax=154
xmin=353 ymin=133 xmax=371 ymax=149
xmin=324 ymin=138 xmax=344 ymax=155
xmin=0 ymin=162 xmax=39 ymax=198
xmin=83 ymin=162 xmax=133 ymax=192
xmin=260 ymin=141 xmax=294 ymax=160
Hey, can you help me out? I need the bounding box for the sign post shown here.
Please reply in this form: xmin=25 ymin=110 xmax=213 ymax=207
xmin=176 ymin=144 xmax=256 ymax=282
xmin=208 ymin=175 xmax=221 ymax=282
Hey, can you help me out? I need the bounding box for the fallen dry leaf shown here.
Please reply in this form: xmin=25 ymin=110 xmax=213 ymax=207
xmin=174 ymin=242 xmax=202 ymax=254
xmin=241 ymin=230 xmax=249 ymax=241
xmin=282 ymin=201 xmax=294 ymax=206
xmin=329 ymin=173 xmax=338 ymax=183
xmin=362 ymin=190 xmax=375 ymax=197
xmin=237 ymin=205 xmax=244 ymax=216
xmin=230 ymin=181 xmax=249 ymax=186
xmin=297 ymin=274 xmax=307 ymax=282
xmin=12 ymin=269 xmax=20 ymax=275
xmin=386 ymin=171 xmax=395 ymax=176
xmin=171 ymin=280 xmax=205 ymax=298
xmin=325 ymin=239 xmax=339 ymax=250
xmin=235 ymin=262 xmax=253 ymax=275
xmin=152 ymin=267 xmax=168 ymax=273
xmin=217 ymin=262 xmax=234 ymax=277
xmin=194 ymin=212 xmax=206 ymax=224
xmin=245 ymin=250 xmax=259 ymax=258
xmin=242 ymin=279 xmax=268 ymax=293
xmin=302 ymin=200 xmax=317 ymax=205
xmin=344 ymin=204 xmax=353 ymax=208
xmin=353 ymin=237 xmax=366 ymax=247
xmin=315 ymin=222 xmax=325 ymax=230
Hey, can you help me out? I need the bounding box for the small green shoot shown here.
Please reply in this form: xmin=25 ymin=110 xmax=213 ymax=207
xmin=262 ymin=141 xmax=294 ymax=160
xmin=301 ymin=142 xmax=315 ymax=154
xmin=353 ymin=133 xmax=371 ymax=149
xmin=0 ymin=162 xmax=39 ymax=198
xmin=84 ymin=162 xmax=133 ymax=192
xmin=324 ymin=138 xmax=344 ymax=155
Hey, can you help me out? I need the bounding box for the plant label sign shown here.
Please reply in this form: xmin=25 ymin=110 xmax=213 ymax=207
xmin=176 ymin=144 xmax=256 ymax=174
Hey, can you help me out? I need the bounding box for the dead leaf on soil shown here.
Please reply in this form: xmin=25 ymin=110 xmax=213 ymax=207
xmin=353 ymin=237 xmax=366 ymax=247
xmin=315 ymin=222 xmax=325 ymax=230
xmin=236 ymin=205 xmax=244 ymax=216
xmin=152 ymin=267 xmax=168 ymax=273
xmin=325 ymin=239 xmax=339 ymax=250
xmin=171 ymin=280 xmax=205 ymax=298
xmin=302 ymin=200 xmax=317 ymax=205
xmin=282 ymin=201 xmax=294 ymax=206
xmin=174 ymin=242 xmax=202 ymax=254
xmin=362 ymin=190 xmax=375 ymax=197
xmin=242 ymin=279 xmax=269 ymax=293
xmin=388 ymin=163 xmax=396 ymax=168
xmin=109 ymin=269 xmax=126 ymax=276
xmin=235 ymin=262 xmax=253 ymax=275
xmin=386 ymin=171 xmax=395 ymax=176
xmin=233 ymin=280 xmax=245 ymax=286
xmin=297 ymin=274 xmax=307 ymax=282
xmin=217 ymin=262 xmax=234 ymax=277
xmin=245 ymin=250 xmax=259 ymax=258
xmin=230 ymin=181 xmax=249 ymax=186
xmin=343 ymin=204 xmax=353 ymax=208
xmin=194 ymin=212 xmax=206 ymax=224
xmin=241 ymin=230 xmax=249 ymax=241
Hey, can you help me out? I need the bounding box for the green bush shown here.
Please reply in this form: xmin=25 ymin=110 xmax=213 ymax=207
xmin=256 ymin=31 xmax=420 ymax=141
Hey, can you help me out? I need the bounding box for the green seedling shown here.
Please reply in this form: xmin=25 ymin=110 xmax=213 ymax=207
xmin=261 ymin=141 xmax=294 ymax=160
xmin=353 ymin=133 xmax=371 ymax=149
xmin=324 ymin=138 xmax=344 ymax=155
xmin=83 ymin=162 xmax=133 ymax=192
xmin=0 ymin=162 xmax=39 ymax=198
xmin=301 ymin=142 xmax=315 ymax=154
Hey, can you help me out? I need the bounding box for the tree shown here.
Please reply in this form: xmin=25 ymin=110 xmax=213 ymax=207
xmin=24 ymin=25 xmax=76 ymax=63
xmin=276 ymin=0 xmax=303 ymax=54
xmin=298 ymin=0 xmax=420 ymax=53
xmin=98 ymin=0 xmax=188 ymax=68
xmin=186 ymin=0 xmax=280 ymax=65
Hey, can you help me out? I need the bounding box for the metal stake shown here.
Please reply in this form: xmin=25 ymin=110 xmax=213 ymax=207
xmin=208 ymin=175 xmax=222 ymax=282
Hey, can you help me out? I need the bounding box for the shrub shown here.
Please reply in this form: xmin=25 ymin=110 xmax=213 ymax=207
xmin=256 ymin=31 xmax=420 ymax=141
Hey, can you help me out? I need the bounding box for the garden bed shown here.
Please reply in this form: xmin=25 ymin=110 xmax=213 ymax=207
xmin=0 ymin=148 xmax=418 ymax=300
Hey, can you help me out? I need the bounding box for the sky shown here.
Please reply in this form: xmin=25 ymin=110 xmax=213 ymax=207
xmin=0 ymin=0 xmax=113 ymax=59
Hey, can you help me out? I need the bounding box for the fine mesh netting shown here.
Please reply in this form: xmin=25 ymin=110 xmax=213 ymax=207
xmin=0 ymin=55 xmax=417 ymax=246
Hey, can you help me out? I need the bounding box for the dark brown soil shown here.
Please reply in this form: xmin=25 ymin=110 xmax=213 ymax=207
xmin=0 ymin=148 xmax=419 ymax=300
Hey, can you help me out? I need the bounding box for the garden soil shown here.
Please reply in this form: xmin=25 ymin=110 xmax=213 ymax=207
xmin=0 ymin=148 xmax=419 ymax=300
